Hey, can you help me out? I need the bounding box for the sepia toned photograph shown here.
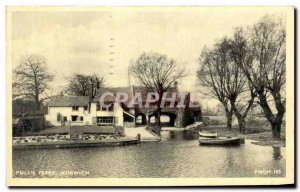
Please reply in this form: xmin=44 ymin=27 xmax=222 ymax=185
xmin=6 ymin=6 xmax=294 ymax=186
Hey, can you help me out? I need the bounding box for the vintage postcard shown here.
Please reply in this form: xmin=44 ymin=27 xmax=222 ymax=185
xmin=6 ymin=6 xmax=294 ymax=186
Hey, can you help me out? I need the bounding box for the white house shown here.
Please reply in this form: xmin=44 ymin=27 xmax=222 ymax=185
xmin=45 ymin=95 xmax=127 ymax=127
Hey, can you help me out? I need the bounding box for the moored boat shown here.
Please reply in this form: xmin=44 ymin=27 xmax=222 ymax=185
xmin=199 ymin=137 xmax=241 ymax=146
xmin=198 ymin=131 xmax=218 ymax=138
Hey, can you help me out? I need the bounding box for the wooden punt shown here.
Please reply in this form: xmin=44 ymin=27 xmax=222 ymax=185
xmin=199 ymin=137 xmax=241 ymax=146
xmin=198 ymin=131 xmax=218 ymax=138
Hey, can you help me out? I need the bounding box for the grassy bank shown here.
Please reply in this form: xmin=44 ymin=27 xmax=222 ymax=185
xmin=200 ymin=121 xmax=286 ymax=147
xmin=21 ymin=125 xmax=123 ymax=136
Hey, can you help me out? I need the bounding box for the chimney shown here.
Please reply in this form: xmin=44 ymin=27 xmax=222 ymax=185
xmin=174 ymin=81 xmax=178 ymax=92
xmin=88 ymin=81 xmax=93 ymax=100
xmin=184 ymin=92 xmax=191 ymax=108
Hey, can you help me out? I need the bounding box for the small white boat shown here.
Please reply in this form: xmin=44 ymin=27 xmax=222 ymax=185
xmin=199 ymin=137 xmax=241 ymax=146
xmin=198 ymin=131 xmax=218 ymax=138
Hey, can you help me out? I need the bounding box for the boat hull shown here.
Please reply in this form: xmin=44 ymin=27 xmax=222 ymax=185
xmin=198 ymin=132 xmax=218 ymax=138
xmin=199 ymin=137 xmax=241 ymax=146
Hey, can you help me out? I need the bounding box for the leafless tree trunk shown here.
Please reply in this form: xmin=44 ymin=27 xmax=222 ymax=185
xmin=224 ymin=106 xmax=234 ymax=131
xmin=230 ymin=85 xmax=256 ymax=133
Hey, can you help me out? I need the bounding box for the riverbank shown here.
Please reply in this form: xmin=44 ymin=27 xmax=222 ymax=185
xmin=25 ymin=125 xmax=121 ymax=136
xmin=200 ymin=123 xmax=286 ymax=147
xmin=13 ymin=137 xmax=139 ymax=150
xmin=12 ymin=126 xmax=161 ymax=149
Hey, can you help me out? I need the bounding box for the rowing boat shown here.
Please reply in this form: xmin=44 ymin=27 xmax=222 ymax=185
xmin=198 ymin=131 xmax=218 ymax=138
xmin=199 ymin=137 xmax=241 ymax=146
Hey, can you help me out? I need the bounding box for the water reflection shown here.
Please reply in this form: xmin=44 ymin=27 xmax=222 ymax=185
xmin=273 ymin=147 xmax=283 ymax=160
xmin=169 ymin=131 xmax=184 ymax=140
xmin=167 ymin=130 xmax=198 ymax=140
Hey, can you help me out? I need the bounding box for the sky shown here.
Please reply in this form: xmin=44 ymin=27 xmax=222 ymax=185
xmin=10 ymin=7 xmax=287 ymax=107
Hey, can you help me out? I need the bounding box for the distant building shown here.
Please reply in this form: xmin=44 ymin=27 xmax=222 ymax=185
xmin=45 ymin=96 xmax=91 ymax=126
xmin=45 ymin=86 xmax=202 ymax=128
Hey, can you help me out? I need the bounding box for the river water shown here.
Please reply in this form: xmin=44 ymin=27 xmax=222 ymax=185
xmin=12 ymin=132 xmax=285 ymax=178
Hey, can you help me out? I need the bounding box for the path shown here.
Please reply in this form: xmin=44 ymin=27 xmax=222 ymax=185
xmin=124 ymin=126 xmax=160 ymax=142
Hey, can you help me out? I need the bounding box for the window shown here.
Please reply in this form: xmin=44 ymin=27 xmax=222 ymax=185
xmin=97 ymin=103 xmax=114 ymax=111
xmin=71 ymin=115 xmax=78 ymax=122
xmin=97 ymin=117 xmax=114 ymax=125
xmin=101 ymin=106 xmax=107 ymax=111
xmin=63 ymin=116 xmax=67 ymax=122
xmin=84 ymin=106 xmax=88 ymax=111
xmin=80 ymin=116 xmax=84 ymax=121
xmin=108 ymin=104 xmax=114 ymax=111
xmin=72 ymin=106 xmax=79 ymax=111
xmin=97 ymin=102 xmax=114 ymax=111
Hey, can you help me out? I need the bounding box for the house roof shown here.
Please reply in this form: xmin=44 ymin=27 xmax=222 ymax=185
xmin=93 ymin=86 xmax=178 ymax=103
xmin=132 ymin=86 xmax=178 ymax=103
xmin=48 ymin=96 xmax=89 ymax=107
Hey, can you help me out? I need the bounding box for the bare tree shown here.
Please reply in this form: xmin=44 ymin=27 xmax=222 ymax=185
xmin=65 ymin=73 xmax=105 ymax=97
xmin=227 ymin=30 xmax=257 ymax=133
xmin=130 ymin=52 xmax=186 ymax=129
xmin=232 ymin=16 xmax=286 ymax=139
xmin=198 ymin=37 xmax=255 ymax=131
xmin=13 ymin=54 xmax=54 ymax=111
xmin=198 ymin=41 xmax=233 ymax=130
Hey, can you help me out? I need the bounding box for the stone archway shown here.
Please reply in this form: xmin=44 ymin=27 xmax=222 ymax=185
xmin=161 ymin=112 xmax=177 ymax=126
xmin=135 ymin=113 xmax=147 ymax=126
xmin=148 ymin=111 xmax=177 ymax=127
